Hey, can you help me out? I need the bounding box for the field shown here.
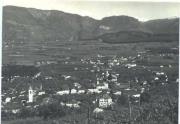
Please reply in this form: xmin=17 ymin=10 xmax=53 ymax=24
xmin=3 ymin=39 xmax=178 ymax=64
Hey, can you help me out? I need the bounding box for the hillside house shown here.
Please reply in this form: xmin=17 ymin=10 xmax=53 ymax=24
xmin=74 ymin=82 xmax=81 ymax=89
xmin=71 ymin=89 xmax=77 ymax=94
xmin=61 ymin=100 xmax=81 ymax=108
xmin=93 ymin=107 xmax=104 ymax=113
xmin=77 ymin=89 xmax=85 ymax=94
xmin=12 ymin=109 xmax=20 ymax=114
xmin=5 ymin=97 xmax=11 ymax=103
xmin=38 ymin=91 xmax=45 ymax=96
xmin=56 ymin=90 xmax=70 ymax=95
xmin=113 ymin=91 xmax=122 ymax=96
xmin=98 ymin=94 xmax=113 ymax=108
xmin=125 ymin=63 xmax=137 ymax=68
xmin=88 ymin=89 xmax=101 ymax=94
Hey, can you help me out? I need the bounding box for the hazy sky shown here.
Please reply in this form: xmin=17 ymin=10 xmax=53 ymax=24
xmin=3 ymin=0 xmax=180 ymax=21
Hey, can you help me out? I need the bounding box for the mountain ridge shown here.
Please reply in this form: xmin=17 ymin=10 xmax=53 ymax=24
xmin=3 ymin=6 xmax=179 ymax=43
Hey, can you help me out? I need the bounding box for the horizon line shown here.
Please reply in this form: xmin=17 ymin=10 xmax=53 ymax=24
xmin=3 ymin=5 xmax=179 ymax=22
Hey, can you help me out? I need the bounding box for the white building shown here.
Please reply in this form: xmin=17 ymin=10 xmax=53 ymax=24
xmin=38 ymin=91 xmax=45 ymax=96
xmin=113 ymin=91 xmax=122 ymax=96
xmin=56 ymin=90 xmax=70 ymax=95
xmin=105 ymin=71 xmax=110 ymax=77
xmin=77 ymin=90 xmax=85 ymax=94
xmin=96 ymin=78 xmax=100 ymax=85
xmin=125 ymin=63 xmax=137 ymax=68
xmin=96 ymin=83 xmax=109 ymax=90
xmin=71 ymin=89 xmax=77 ymax=94
xmin=28 ymin=86 xmax=34 ymax=103
xmin=65 ymin=103 xmax=80 ymax=108
xmin=98 ymin=94 xmax=113 ymax=108
xmin=176 ymin=78 xmax=179 ymax=83
xmin=93 ymin=107 xmax=104 ymax=113
xmin=133 ymin=94 xmax=141 ymax=98
xmin=12 ymin=109 xmax=20 ymax=114
xmin=5 ymin=97 xmax=11 ymax=103
xmin=61 ymin=101 xmax=81 ymax=108
xmin=88 ymin=89 xmax=102 ymax=94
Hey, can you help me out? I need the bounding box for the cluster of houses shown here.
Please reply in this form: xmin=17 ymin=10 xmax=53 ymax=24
xmin=22 ymin=67 xmax=145 ymax=115
xmin=35 ymin=60 xmax=58 ymax=67
xmin=26 ymin=70 xmax=116 ymax=110
xmin=2 ymin=52 xmax=175 ymax=116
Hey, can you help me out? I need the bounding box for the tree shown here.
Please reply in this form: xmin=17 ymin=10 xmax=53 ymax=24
xmin=140 ymin=92 xmax=151 ymax=104
xmin=38 ymin=98 xmax=66 ymax=119
xmin=19 ymin=107 xmax=35 ymax=118
xmin=117 ymin=93 xmax=128 ymax=106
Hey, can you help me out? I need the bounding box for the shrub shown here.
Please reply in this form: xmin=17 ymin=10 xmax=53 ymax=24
xmin=38 ymin=102 xmax=66 ymax=119
xmin=117 ymin=94 xmax=128 ymax=106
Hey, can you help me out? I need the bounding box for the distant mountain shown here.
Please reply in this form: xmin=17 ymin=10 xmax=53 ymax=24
xmin=3 ymin=6 xmax=179 ymax=43
xmin=98 ymin=17 xmax=179 ymax=43
xmin=143 ymin=18 xmax=179 ymax=34
xmin=3 ymin=6 xmax=91 ymax=42
xmin=97 ymin=16 xmax=148 ymax=35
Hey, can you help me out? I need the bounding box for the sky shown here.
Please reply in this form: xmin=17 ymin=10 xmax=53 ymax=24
xmin=2 ymin=0 xmax=180 ymax=21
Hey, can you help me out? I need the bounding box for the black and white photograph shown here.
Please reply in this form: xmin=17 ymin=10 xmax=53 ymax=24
xmin=1 ymin=0 xmax=179 ymax=124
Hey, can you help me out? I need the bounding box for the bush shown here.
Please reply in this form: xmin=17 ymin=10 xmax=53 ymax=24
xmin=140 ymin=92 xmax=151 ymax=104
xmin=19 ymin=107 xmax=37 ymax=118
xmin=117 ymin=94 xmax=128 ymax=106
xmin=38 ymin=102 xmax=66 ymax=119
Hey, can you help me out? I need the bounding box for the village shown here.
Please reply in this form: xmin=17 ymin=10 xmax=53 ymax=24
xmin=1 ymin=2 xmax=179 ymax=123
xmin=2 ymin=46 xmax=178 ymax=123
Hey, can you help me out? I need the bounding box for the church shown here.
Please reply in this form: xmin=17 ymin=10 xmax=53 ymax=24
xmin=27 ymin=84 xmax=45 ymax=103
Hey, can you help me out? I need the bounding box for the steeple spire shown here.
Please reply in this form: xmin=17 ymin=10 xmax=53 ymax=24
xmin=28 ymin=86 xmax=33 ymax=103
